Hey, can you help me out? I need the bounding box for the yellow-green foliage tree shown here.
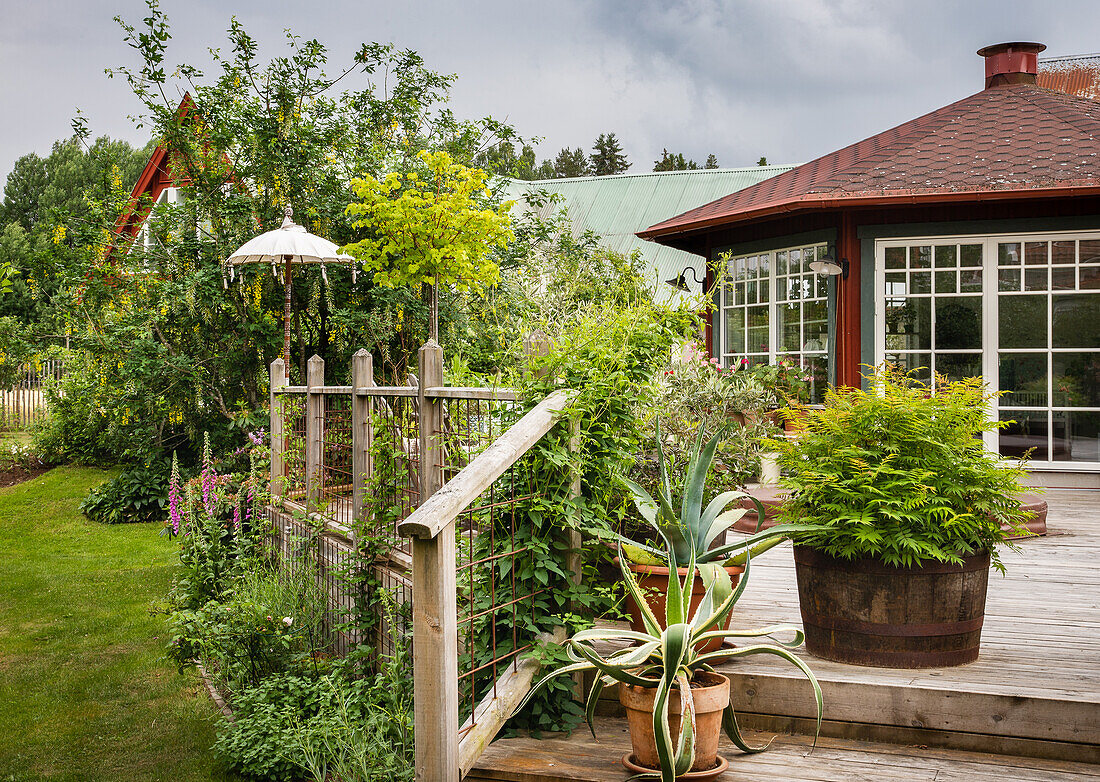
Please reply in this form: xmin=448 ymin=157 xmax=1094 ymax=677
xmin=343 ymin=150 xmax=514 ymax=342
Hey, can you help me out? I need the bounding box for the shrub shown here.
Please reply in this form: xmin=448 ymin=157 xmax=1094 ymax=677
xmin=773 ymin=365 xmax=1031 ymax=571
xmin=79 ymin=461 xmax=169 ymax=524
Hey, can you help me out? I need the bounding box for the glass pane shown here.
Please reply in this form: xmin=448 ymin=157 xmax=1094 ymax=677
xmin=885 ymin=246 xmax=906 ymax=269
xmin=886 ymin=353 xmax=931 ymax=384
xmin=936 ymin=297 xmax=982 ymax=350
xmin=804 ymin=246 xmax=816 ymax=268
xmin=911 ymin=245 xmax=932 ymax=269
xmin=999 ymin=269 xmax=1020 ymax=291
xmin=1025 ymin=241 xmax=1048 ymax=266
xmin=1052 ymin=267 xmax=1076 ymax=291
xmin=1024 ymin=268 xmax=1047 ymax=291
xmin=725 ymin=310 xmax=745 ymax=353
xmin=1054 ymin=411 xmax=1100 ymax=463
xmin=804 ymin=355 xmax=829 ymax=404
xmin=803 ymin=300 xmax=828 ymax=351
xmin=885 ymin=272 xmax=906 ymax=294
xmin=961 ymin=244 xmax=982 ymax=267
xmin=935 ymin=271 xmax=957 ymax=293
xmin=935 ymin=245 xmax=958 ymax=268
xmin=910 ymin=271 xmax=931 ymax=294
xmin=758 ymin=253 xmax=770 ymax=275
xmin=723 ymin=282 xmax=735 ymax=307
xmin=1052 ymin=294 xmax=1100 ymax=348
xmin=785 ymin=276 xmax=800 ymax=301
xmin=960 ymin=268 xmax=982 ymax=292
xmin=936 ymin=353 xmax=982 ymax=382
xmin=1052 ymin=240 xmax=1076 ymax=266
xmin=1082 ymin=265 xmax=1100 ymax=291
xmin=999 ymin=409 xmax=1049 ymax=460
xmin=1052 ymin=352 xmax=1100 ymax=407
xmin=999 ymin=242 xmax=1022 ymax=266
xmin=815 ymin=273 xmax=828 ymax=298
xmin=789 ymin=249 xmax=802 ymax=273
xmin=747 ymin=305 xmax=769 ymax=353
xmin=759 ymin=278 xmax=770 ymax=303
xmin=999 ymin=353 xmax=1047 ymax=406
xmin=885 ymin=298 xmax=931 ymax=351
xmin=747 ymin=280 xmax=757 ymax=304
xmin=735 ymin=282 xmax=745 ymax=306
xmin=1080 ymin=240 xmax=1100 ymax=265
xmin=778 ymin=303 xmax=800 ymax=352
xmin=999 ymin=295 xmax=1047 ymax=348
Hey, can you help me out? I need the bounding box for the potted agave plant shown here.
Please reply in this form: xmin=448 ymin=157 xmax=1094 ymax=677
xmin=515 ymin=549 xmax=822 ymax=781
xmin=618 ymin=422 xmax=816 ymax=651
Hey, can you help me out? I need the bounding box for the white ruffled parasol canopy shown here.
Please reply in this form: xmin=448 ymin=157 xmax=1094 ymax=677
xmin=224 ymin=206 xmax=356 ymax=374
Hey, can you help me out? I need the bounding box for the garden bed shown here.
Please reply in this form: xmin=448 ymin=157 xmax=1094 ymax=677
xmin=0 ymin=461 xmax=49 ymax=488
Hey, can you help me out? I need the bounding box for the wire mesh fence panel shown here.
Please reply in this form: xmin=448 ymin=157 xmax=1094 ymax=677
xmin=281 ymin=394 xmax=308 ymax=501
xmin=318 ymin=393 xmax=353 ymax=528
xmin=364 ymin=394 xmax=422 ymax=557
xmin=438 ymin=397 xmax=552 ymax=732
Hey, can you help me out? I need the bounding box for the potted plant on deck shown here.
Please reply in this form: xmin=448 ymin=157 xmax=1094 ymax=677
xmin=617 ymin=423 xmax=816 ymax=652
xmin=771 ymin=366 xmax=1032 ymax=668
xmin=515 ymin=550 xmax=822 ymax=781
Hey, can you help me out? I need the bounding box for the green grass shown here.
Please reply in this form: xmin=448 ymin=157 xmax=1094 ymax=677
xmin=0 ymin=467 xmax=237 ymax=781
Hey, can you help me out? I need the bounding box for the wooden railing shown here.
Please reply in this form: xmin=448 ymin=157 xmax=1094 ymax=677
xmin=267 ymin=338 xmax=578 ymax=780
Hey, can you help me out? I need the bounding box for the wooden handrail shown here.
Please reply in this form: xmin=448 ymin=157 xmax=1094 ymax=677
xmin=397 ymin=388 xmax=576 ymax=540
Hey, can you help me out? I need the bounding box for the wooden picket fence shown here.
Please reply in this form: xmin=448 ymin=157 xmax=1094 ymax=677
xmin=1 ymin=359 xmax=64 ymax=431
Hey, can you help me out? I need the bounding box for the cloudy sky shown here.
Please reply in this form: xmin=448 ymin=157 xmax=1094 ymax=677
xmin=2 ymin=0 xmax=1099 ymax=184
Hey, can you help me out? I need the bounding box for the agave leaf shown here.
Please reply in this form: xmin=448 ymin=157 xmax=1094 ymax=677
xmin=673 ymin=672 xmax=696 ymax=776
xmin=708 ymin=522 xmax=821 ymax=563
xmin=511 ymin=660 xmax=594 ymax=717
xmin=691 ymin=564 xmax=732 ymax=633
xmin=618 ymin=544 xmax=662 ymax=636
xmin=653 ymin=418 xmax=677 ymax=528
xmin=700 ymin=489 xmax=750 ymax=531
xmin=651 ymin=669 xmax=677 ymax=782
xmin=570 ymin=641 xmax=655 ymax=688
xmin=699 ymin=643 xmax=823 ymax=748
xmin=700 ymin=508 xmax=748 ymax=555
xmin=693 ymin=624 xmax=805 ymax=650
xmin=620 ymin=476 xmax=661 ymax=530
xmin=584 ymin=674 xmax=611 ymax=739
xmin=722 ymin=699 xmax=775 ymax=754
xmin=618 ymin=541 xmax=666 ymax=567
xmin=692 ymin=551 xmax=751 ymax=638
xmin=680 ymin=425 xmax=724 ymax=539
xmin=572 ymin=627 xmax=663 ymax=645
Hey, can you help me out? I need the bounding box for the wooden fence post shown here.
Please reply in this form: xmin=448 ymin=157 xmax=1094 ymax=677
xmin=410 ymin=338 xmax=459 ymax=782
xmin=269 ymin=358 xmax=287 ymax=500
xmin=305 ymin=355 xmax=325 ymax=515
xmin=523 ymin=330 xmax=551 ymax=379
xmin=351 ymin=349 xmax=374 ymax=531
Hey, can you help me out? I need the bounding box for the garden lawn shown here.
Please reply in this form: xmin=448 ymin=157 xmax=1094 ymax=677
xmin=0 ymin=467 xmax=236 ymax=781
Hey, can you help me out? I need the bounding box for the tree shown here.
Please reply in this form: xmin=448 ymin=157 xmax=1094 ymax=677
xmin=343 ymin=150 xmax=514 ymax=343
xmin=757 ymin=156 xmax=769 ymax=166
xmin=589 ymin=133 xmax=630 ymax=176
xmin=705 ymin=154 xmax=719 ymax=169
xmin=552 ymin=147 xmax=590 ymax=178
xmin=653 ymin=149 xmax=698 ymax=172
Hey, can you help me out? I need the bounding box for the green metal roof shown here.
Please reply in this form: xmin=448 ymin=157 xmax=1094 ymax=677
xmin=498 ymin=166 xmax=793 ymax=300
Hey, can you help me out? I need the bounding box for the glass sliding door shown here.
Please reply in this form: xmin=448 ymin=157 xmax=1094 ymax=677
xmin=876 ymin=231 xmax=1100 ymax=470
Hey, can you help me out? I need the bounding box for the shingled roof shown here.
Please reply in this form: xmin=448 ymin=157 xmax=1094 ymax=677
xmin=640 ymin=75 xmax=1100 ymax=241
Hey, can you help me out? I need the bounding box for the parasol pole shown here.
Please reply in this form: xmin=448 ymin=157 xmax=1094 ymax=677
xmin=283 ymin=253 xmax=293 ymax=374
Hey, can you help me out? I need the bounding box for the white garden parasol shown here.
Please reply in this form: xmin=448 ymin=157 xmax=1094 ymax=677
xmin=225 ymin=206 xmax=355 ymax=373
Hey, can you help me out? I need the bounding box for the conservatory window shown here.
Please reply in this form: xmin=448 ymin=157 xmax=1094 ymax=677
xmin=718 ymin=243 xmax=830 ymax=402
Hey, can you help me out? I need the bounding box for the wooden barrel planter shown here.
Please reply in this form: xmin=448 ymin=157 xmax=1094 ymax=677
xmin=792 ymin=546 xmax=990 ymax=668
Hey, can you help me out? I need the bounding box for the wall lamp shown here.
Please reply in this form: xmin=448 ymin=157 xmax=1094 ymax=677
xmin=665 ymin=265 xmax=705 ymax=292
xmin=809 ymin=244 xmax=849 ymax=279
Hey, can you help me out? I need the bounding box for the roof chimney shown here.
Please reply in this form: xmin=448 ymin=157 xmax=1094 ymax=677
xmin=977 ymin=42 xmax=1046 ymax=88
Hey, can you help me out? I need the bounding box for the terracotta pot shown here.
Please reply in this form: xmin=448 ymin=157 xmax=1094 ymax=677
xmin=623 ymin=561 xmax=743 ymax=653
xmin=619 ymin=670 xmax=730 ymax=773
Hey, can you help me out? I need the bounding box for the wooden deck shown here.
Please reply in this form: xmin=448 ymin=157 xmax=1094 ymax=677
xmin=470 ymin=488 xmax=1100 ymax=780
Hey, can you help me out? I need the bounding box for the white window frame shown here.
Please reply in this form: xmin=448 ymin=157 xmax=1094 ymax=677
xmin=874 ymin=229 xmax=1100 ymax=471
xmin=717 ymin=242 xmax=830 ymax=380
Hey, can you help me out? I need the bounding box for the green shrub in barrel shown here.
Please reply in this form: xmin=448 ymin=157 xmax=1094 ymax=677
xmin=772 ymin=365 xmax=1032 ymax=667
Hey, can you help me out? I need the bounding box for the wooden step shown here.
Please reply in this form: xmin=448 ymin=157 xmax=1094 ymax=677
xmin=468 ymin=720 xmax=1100 ymax=781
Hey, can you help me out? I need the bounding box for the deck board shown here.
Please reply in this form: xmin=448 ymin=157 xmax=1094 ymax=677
xmin=469 ymin=722 xmax=1100 ymax=781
